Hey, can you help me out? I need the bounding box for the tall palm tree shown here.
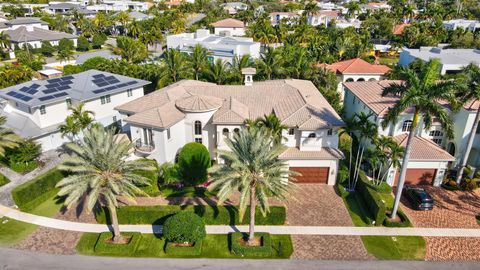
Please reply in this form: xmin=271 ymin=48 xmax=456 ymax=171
xmin=0 ymin=32 xmax=11 ymax=52
xmin=56 ymin=125 xmax=156 ymax=243
xmin=248 ymin=113 xmax=288 ymax=145
xmin=208 ymin=127 xmax=294 ymax=244
xmin=455 ymin=64 xmax=480 ymax=183
xmin=59 ymin=103 xmax=95 ymax=141
xmin=338 ymin=116 xmax=359 ymax=188
xmin=189 ymin=44 xmax=209 ymax=81
xmin=351 ymin=112 xmax=378 ymax=190
xmin=207 ymin=59 xmax=230 ymax=85
xmin=256 ymin=46 xmax=283 ymax=80
xmin=160 ymin=49 xmax=191 ymax=86
xmin=0 ymin=115 xmax=21 ymax=157
xmin=381 ymin=59 xmax=457 ymax=219
xmin=230 ymin=55 xmax=252 ymax=84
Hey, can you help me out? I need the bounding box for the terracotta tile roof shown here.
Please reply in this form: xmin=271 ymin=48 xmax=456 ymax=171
xmin=279 ymin=147 xmax=345 ymax=160
xmin=119 ymin=79 xmax=344 ymax=130
xmin=322 ymin=58 xmax=390 ymax=75
xmin=175 ymin=94 xmax=223 ymax=112
xmin=463 ymin=99 xmax=480 ymax=111
xmin=311 ymin=10 xmax=339 ymax=17
xmin=269 ymin=12 xmax=298 ymax=17
xmin=393 ymin=23 xmax=409 ymax=35
xmin=211 ymin=18 xmax=244 ymax=28
xmin=393 ymin=134 xmax=455 ymax=161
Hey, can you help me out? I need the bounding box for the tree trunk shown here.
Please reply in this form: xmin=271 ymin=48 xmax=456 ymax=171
xmin=456 ymin=106 xmax=480 ymax=184
xmin=247 ymin=185 xmax=256 ymax=245
xmin=353 ymin=146 xmax=365 ymax=187
xmin=391 ymin=111 xmax=419 ymax=219
xmin=348 ymin=132 xmax=353 ymax=188
xmin=110 ymin=206 xmax=124 ymax=243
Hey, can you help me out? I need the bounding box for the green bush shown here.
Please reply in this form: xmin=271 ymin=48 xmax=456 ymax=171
xmin=165 ymin=239 xmax=203 ymax=256
xmin=94 ymin=232 xmax=142 ymax=256
xmin=357 ymin=171 xmax=386 ymax=226
xmin=230 ymin=232 xmax=272 ymax=257
xmin=92 ymin=33 xmax=107 ymax=49
xmin=76 ymin=36 xmax=91 ymax=52
xmin=96 ymin=205 xmax=286 ymax=225
xmin=363 ymin=180 xmax=392 ymax=194
xmin=134 ymin=159 xmax=160 ymax=196
xmin=337 ymin=164 xmax=349 ymax=185
xmin=11 ymin=168 xmax=67 ymax=211
xmin=0 ymin=173 xmax=9 ymax=187
xmin=8 ymin=160 xmax=38 ymax=174
xmin=4 ymin=138 xmax=41 ymax=170
xmin=383 ymin=210 xmax=412 ymax=228
xmin=177 ymin=142 xmax=211 ymax=186
xmin=159 ymin=162 xmax=180 ymax=185
xmin=163 ymin=212 xmax=206 ymax=244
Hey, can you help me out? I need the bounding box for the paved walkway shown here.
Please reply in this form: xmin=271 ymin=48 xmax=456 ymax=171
xmin=2 ymin=248 xmax=479 ymax=270
xmin=0 ymin=149 xmax=65 ymax=206
xmin=1 ymin=205 xmax=480 ymax=237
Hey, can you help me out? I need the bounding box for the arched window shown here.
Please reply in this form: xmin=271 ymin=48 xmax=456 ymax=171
xmin=402 ymin=120 xmax=413 ymax=132
xmin=345 ymin=78 xmax=354 ymax=82
xmin=222 ymin=128 xmax=229 ymax=139
xmin=447 ymin=142 xmax=456 ymax=156
xmin=308 ymin=133 xmax=316 ymax=138
xmin=233 ymin=128 xmax=240 ymax=134
xmin=357 ymin=78 xmax=365 ymax=82
xmin=194 ymin=121 xmax=202 ymax=135
xmin=368 ymin=78 xmax=376 ymax=81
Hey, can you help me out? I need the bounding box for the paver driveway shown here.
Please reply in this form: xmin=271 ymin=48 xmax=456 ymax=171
xmin=286 ymin=184 xmax=372 ymax=260
xmin=401 ymin=186 xmax=480 ymax=261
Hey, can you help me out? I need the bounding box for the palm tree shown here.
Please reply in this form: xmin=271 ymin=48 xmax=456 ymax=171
xmin=247 ymin=113 xmax=288 ymax=145
xmin=351 ymin=112 xmax=378 ymax=190
xmin=381 ymin=59 xmax=457 ymax=219
xmin=208 ymin=127 xmax=294 ymax=244
xmin=230 ymin=55 xmax=252 ymax=84
xmin=160 ymin=49 xmax=191 ymax=86
xmin=338 ymin=116 xmax=359 ymax=188
xmin=56 ymin=48 xmax=74 ymax=63
xmin=56 ymin=125 xmax=156 ymax=243
xmin=59 ymin=103 xmax=95 ymax=141
xmin=116 ymin=11 xmax=130 ymax=32
xmin=207 ymin=59 xmax=230 ymax=85
xmin=0 ymin=115 xmax=21 ymax=157
xmin=126 ymin=20 xmax=142 ymax=38
xmin=256 ymin=46 xmax=284 ymax=80
xmin=455 ymin=64 xmax=480 ymax=183
xmin=0 ymin=32 xmax=11 ymax=53
xmin=189 ymin=44 xmax=209 ymax=81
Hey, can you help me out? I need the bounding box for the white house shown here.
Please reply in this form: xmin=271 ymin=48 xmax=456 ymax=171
xmin=399 ymin=47 xmax=480 ymax=75
xmin=0 ymin=70 xmax=149 ymax=151
xmin=342 ymin=80 xmax=480 ymax=186
xmin=442 ymin=19 xmax=480 ymax=31
xmin=166 ymin=29 xmax=261 ymax=63
xmin=116 ymin=73 xmax=345 ymax=185
xmin=221 ymin=2 xmax=248 ymax=15
xmin=307 ymin=10 xmax=339 ymax=26
xmin=87 ymin=0 xmax=151 ymax=12
xmin=211 ymin=18 xmax=245 ymax=37
xmin=269 ymin=12 xmax=300 ymax=26
xmin=319 ymin=58 xmax=390 ymax=101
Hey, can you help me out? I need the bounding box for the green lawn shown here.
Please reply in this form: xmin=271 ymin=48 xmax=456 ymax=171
xmin=0 ymin=173 xmax=9 ymax=187
xmin=159 ymin=186 xmax=215 ymax=198
xmin=76 ymin=233 xmax=293 ymax=259
xmin=378 ymin=57 xmax=398 ymax=66
xmin=0 ymin=194 xmax=64 ymax=246
xmin=339 ymin=186 xmax=426 ymax=260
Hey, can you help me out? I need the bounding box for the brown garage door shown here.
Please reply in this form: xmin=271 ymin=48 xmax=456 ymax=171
xmin=290 ymin=167 xmax=329 ymax=183
xmin=394 ymin=169 xmax=437 ymax=186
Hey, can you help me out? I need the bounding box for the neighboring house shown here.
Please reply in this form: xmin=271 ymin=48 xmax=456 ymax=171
xmin=128 ymin=11 xmax=152 ymax=21
xmin=319 ymin=58 xmax=390 ymax=100
xmin=221 ymin=2 xmax=248 ymax=15
xmin=360 ymin=2 xmax=391 ymax=12
xmin=211 ymin=18 xmax=245 ymax=37
xmin=116 ymin=73 xmax=345 ymax=185
xmin=270 ymin=12 xmax=299 ymax=25
xmin=335 ymin=19 xmax=362 ymax=29
xmin=343 ymin=80 xmax=480 ymax=186
xmin=167 ymin=29 xmax=261 ymax=63
xmin=393 ymin=23 xmax=409 ymax=35
xmin=307 ymin=10 xmax=339 ymax=26
xmin=399 ymin=47 xmax=480 ymax=75
xmin=74 ymin=50 xmax=121 ymax=65
xmin=0 ymin=70 xmax=149 ymax=151
xmin=443 ymin=19 xmax=480 ymax=31
xmin=0 ymin=17 xmax=77 ymax=56
xmin=87 ymin=0 xmax=151 ymax=12
xmin=45 ymin=3 xmax=94 ymax=17
xmin=0 ymin=3 xmax=49 ymax=17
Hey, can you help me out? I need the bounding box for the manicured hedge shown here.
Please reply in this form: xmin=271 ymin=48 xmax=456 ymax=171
xmin=96 ymin=205 xmax=286 ymax=225
xmin=94 ymin=232 xmax=142 ymax=256
xmin=383 ymin=210 xmax=412 ymax=228
xmin=11 ymin=168 xmax=67 ymax=211
xmin=165 ymin=239 xmax=203 ymax=256
xmin=230 ymin=232 xmax=272 ymax=257
xmin=362 ymin=180 xmax=392 ymax=194
xmin=163 ymin=212 xmax=206 ymax=243
xmin=357 ymin=171 xmax=386 ymax=226
xmin=177 ymin=142 xmax=211 ymax=185
xmin=0 ymin=173 xmax=9 ymax=187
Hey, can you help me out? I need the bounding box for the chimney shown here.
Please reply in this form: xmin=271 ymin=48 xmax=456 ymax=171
xmin=241 ymin=67 xmax=256 ymax=86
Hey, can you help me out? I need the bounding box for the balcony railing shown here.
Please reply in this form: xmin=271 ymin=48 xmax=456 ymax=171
xmin=134 ymin=139 xmax=155 ymax=154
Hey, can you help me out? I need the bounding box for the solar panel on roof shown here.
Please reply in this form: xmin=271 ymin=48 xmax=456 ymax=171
xmin=61 ymin=76 xmax=74 ymax=80
xmin=105 ymin=86 xmax=116 ymax=91
xmin=26 ymin=89 xmax=38 ymax=95
xmin=92 ymin=74 xmax=105 ymax=79
xmin=19 ymin=95 xmax=32 ymax=101
xmin=54 ymin=92 xmax=68 ymax=98
xmin=57 ymin=85 xmax=70 ymax=91
xmin=19 ymin=86 xmax=30 ymax=92
xmin=7 ymin=91 xmax=17 ymax=97
xmin=106 ymin=78 xmax=120 ymax=84
xmin=126 ymin=81 xmax=137 ymax=85
xmin=45 ymin=83 xmax=59 ymax=89
xmin=97 ymin=82 xmax=109 ymax=87
xmin=93 ymin=89 xmax=106 ymax=94
xmin=39 ymin=95 xmax=55 ymax=101
xmin=47 ymin=78 xmax=61 ymax=83
xmin=30 ymin=84 xmax=40 ymax=89
xmin=116 ymin=83 xmax=128 ymax=88
xmin=43 ymin=89 xmax=57 ymax=94
xmin=58 ymin=81 xmax=72 ymax=86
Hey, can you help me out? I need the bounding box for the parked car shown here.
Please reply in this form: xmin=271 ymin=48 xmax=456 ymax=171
xmin=404 ymin=186 xmax=434 ymax=211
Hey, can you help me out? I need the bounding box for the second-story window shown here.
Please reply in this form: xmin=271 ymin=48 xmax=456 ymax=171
xmin=194 ymin=121 xmax=202 ymax=135
xmin=327 ymin=129 xmax=333 ymax=136
xmin=308 ymin=133 xmax=316 ymax=138
xmin=167 ymin=128 xmax=171 ymax=140
xmin=101 ymin=94 xmax=111 ymax=105
xmin=288 ymin=128 xmax=294 ymax=135
xmin=66 ymin=98 xmax=72 ymax=107
xmin=39 ymin=105 xmax=46 ymax=115
xmin=402 ymin=120 xmax=413 ymax=132
xmin=127 ymin=89 xmax=133 ymax=97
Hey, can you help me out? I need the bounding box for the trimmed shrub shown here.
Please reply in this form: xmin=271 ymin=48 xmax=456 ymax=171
xmin=177 ymin=142 xmax=211 ymax=186
xmin=3 ymin=138 xmax=41 ymax=174
xmin=337 ymin=164 xmax=349 ymax=185
xmin=363 ymin=180 xmax=392 ymax=194
xmin=95 ymin=205 xmax=286 ymax=226
xmin=383 ymin=210 xmax=412 ymax=227
xmin=230 ymin=232 xmax=272 ymax=257
xmin=94 ymin=232 xmax=142 ymax=256
xmin=11 ymin=168 xmax=67 ymax=211
xmin=357 ymin=171 xmax=386 ymax=226
xmin=0 ymin=173 xmax=9 ymax=187
xmin=134 ymin=158 xmax=160 ymax=196
xmin=159 ymin=162 xmax=180 ymax=185
xmin=165 ymin=239 xmax=203 ymax=256
xmin=76 ymin=36 xmax=91 ymax=52
xmin=163 ymin=212 xmax=206 ymax=244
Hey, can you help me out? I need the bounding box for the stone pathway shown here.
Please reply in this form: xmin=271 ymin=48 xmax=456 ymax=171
xmin=401 ymin=186 xmax=480 ymax=261
xmin=0 ymin=149 xmax=66 ymax=206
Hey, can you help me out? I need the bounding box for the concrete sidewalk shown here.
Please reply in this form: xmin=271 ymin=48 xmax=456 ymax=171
xmin=2 ymin=204 xmax=480 ymax=237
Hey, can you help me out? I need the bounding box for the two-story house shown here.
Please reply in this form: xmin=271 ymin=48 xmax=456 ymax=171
xmin=116 ymin=72 xmax=345 ymax=185
xmin=342 ymin=80 xmax=480 ymax=187
xmin=0 ymin=70 xmax=149 ymax=151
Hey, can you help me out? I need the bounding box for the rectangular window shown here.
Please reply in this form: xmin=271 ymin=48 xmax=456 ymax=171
xmin=288 ymin=128 xmax=294 ymax=135
xmin=66 ymin=98 xmax=72 ymax=107
xmin=101 ymin=95 xmax=111 ymax=105
xmin=127 ymin=89 xmax=133 ymax=97
xmin=113 ymin=116 xmax=117 ymax=123
xmin=39 ymin=105 xmax=46 ymax=115
xmin=476 ymin=122 xmax=480 ymax=134
xmin=327 ymin=129 xmax=333 ymax=136
xmin=195 ymin=138 xmax=203 ymax=143
xmin=167 ymin=128 xmax=171 ymax=140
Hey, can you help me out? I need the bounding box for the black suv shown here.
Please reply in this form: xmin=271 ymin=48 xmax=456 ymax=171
xmin=404 ymin=186 xmax=434 ymax=211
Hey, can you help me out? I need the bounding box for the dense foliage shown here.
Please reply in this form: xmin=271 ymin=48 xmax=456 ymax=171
xmin=177 ymin=142 xmax=211 ymax=186
xmin=163 ymin=212 xmax=206 ymax=244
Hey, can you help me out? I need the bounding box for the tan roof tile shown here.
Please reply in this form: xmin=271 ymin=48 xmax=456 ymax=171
xmin=211 ymin=18 xmax=244 ymax=28
xmin=393 ymin=134 xmax=455 ymax=161
xmin=124 ymin=103 xmax=184 ymax=129
xmin=322 ymin=58 xmax=390 ymax=75
xmin=279 ymin=147 xmax=345 ymax=160
xmin=175 ymin=94 xmax=223 ymax=112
